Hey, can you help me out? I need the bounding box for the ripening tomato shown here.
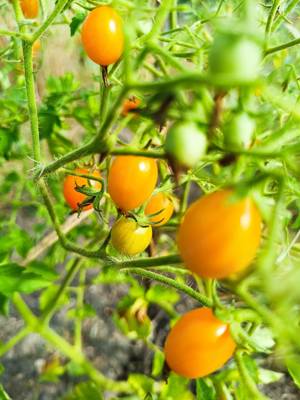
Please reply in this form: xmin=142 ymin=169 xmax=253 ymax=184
xmin=32 ymin=39 xmax=41 ymax=58
xmin=209 ymin=33 xmax=262 ymax=84
xmin=63 ymin=168 xmax=101 ymax=211
xmin=178 ymin=189 xmax=261 ymax=279
xmin=164 ymin=307 xmax=236 ymax=379
xmin=108 ymin=156 xmax=158 ymax=211
xmin=111 ymin=217 xmax=152 ymax=256
xmin=145 ymin=193 xmax=174 ymax=226
xmin=122 ymin=97 xmax=141 ymax=117
xmin=81 ymin=6 xmax=124 ymax=66
xmin=20 ymin=0 xmax=39 ymax=19
xmin=165 ymin=121 xmax=207 ymax=168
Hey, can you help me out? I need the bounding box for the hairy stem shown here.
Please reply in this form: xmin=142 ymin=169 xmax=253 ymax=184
xmin=120 ymin=267 xmax=213 ymax=306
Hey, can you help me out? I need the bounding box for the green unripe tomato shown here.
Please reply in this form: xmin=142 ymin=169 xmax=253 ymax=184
xmin=224 ymin=112 xmax=255 ymax=150
xmin=165 ymin=121 xmax=207 ymax=168
xmin=209 ymin=34 xmax=262 ymax=85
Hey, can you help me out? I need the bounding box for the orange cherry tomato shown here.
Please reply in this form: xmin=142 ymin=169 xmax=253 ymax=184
xmin=108 ymin=156 xmax=158 ymax=212
xmin=177 ymin=189 xmax=261 ymax=279
xmin=81 ymin=6 xmax=124 ymax=66
xmin=122 ymin=97 xmax=141 ymax=117
xmin=63 ymin=168 xmax=101 ymax=211
xmin=164 ymin=307 xmax=236 ymax=379
xmin=145 ymin=192 xmax=174 ymax=226
xmin=20 ymin=0 xmax=39 ymax=19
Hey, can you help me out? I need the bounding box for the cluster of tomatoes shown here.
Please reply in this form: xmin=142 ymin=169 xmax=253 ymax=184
xmin=63 ymin=156 xmax=174 ymax=256
xmin=22 ymin=0 xmax=264 ymax=381
xmin=63 ymin=157 xmax=262 ymax=379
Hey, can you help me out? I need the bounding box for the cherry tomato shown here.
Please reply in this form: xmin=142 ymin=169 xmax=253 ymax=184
xmin=165 ymin=121 xmax=207 ymax=168
xmin=224 ymin=112 xmax=256 ymax=150
xmin=145 ymin=193 xmax=174 ymax=226
xmin=81 ymin=6 xmax=124 ymax=66
xmin=209 ymin=33 xmax=262 ymax=85
xmin=111 ymin=217 xmax=152 ymax=256
xmin=20 ymin=0 xmax=39 ymax=19
xmin=164 ymin=307 xmax=236 ymax=379
xmin=63 ymin=168 xmax=101 ymax=211
xmin=108 ymin=156 xmax=158 ymax=211
xmin=122 ymin=97 xmax=141 ymax=117
xmin=177 ymin=189 xmax=261 ymax=279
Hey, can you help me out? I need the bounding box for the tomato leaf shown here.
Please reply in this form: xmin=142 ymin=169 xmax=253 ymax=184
xmin=196 ymin=378 xmax=216 ymax=400
xmin=70 ymin=13 xmax=86 ymax=36
xmin=160 ymin=373 xmax=193 ymax=400
xmin=286 ymin=356 xmax=300 ymax=388
xmin=128 ymin=374 xmax=155 ymax=398
xmin=151 ymin=349 xmax=165 ymax=377
xmin=0 ymin=263 xmax=52 ymax=296
xmin=63 ymin=381 xmax=103 ymax=400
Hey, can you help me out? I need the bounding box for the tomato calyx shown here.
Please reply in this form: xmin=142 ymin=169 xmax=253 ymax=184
xmin=71 ymin=178 xmax=105 ymax=215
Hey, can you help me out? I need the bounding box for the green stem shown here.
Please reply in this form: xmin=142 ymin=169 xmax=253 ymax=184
xmin=99 ymin=66 xmax=110 ymax=129
xmin=62 ymin=168 xmax=104 ymax=184
xmin=0 ymin=29 xmax=27 ymax=40
xmin=110 ymin=254 xmax=181 ymax=268
xmin=0 ymin=327 xmax=30 ymax=357
xmin=257 ymin=180 xmax=285 ymax=277
xmin=142 ymin=0 xmax=173 ymax=43
xmin=41 ymin=258 xmax=83 ymax=323
xmin=31 ymin=0 xmax=72 ymax=43
xmin=35 ymin=141 xmax=94 ymax=178
xmin=120 ymin=267 xmax=213 ymax=306
xmin=265 ymin=0 xmax=282 ymax=47
xmin=38 ymin=179 xmax=103 ymax=258
xmin=22 ymin=41 xmax=41 ymax=163
xmin=179 ymin=178 xmax=191 ymax=215
xmin=170 ymin=0 xmax=177 ymax=30
xmin=111 ymin=147 xmax=165 ymax=159
xmin=13 ymin=293 xmax=131 ymax=393
xmin=235 ymin=350 xmax=267 ymax=400
xmin=149 ymin=41 xmax=186 ymax=71
xmin=74 ymin=268 xmax=85 ymax=351
xmin=265 ymin=36 xmax=300 ymax=55
xmin=272 ymin=0 xmax=299 ymax=32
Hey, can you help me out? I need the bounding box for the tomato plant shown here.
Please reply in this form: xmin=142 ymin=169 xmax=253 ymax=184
xmin=111 ymin=216 xmax=152 ymax=255
xmin=145 ymin=192 xmax=174 ymax=226
xmin=164 ymin=307 xmax=236 ymax=378
xmin=81 ymin=6 xmax=124 ymax=66
xmin=108 ymin=156 xmax=158 ymax=211
xmin=1 ymin=0 xmax=300 ymax=398
xmin=178 ymin=189 xmax=262 ymax=279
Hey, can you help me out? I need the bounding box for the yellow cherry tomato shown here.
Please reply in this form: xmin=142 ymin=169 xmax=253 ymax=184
xmin=111 ymin=217 xmax=152 ymax=256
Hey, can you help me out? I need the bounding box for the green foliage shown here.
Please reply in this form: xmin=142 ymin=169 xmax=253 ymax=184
xmin=64 ymin=381 xmax=103 ymax=400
